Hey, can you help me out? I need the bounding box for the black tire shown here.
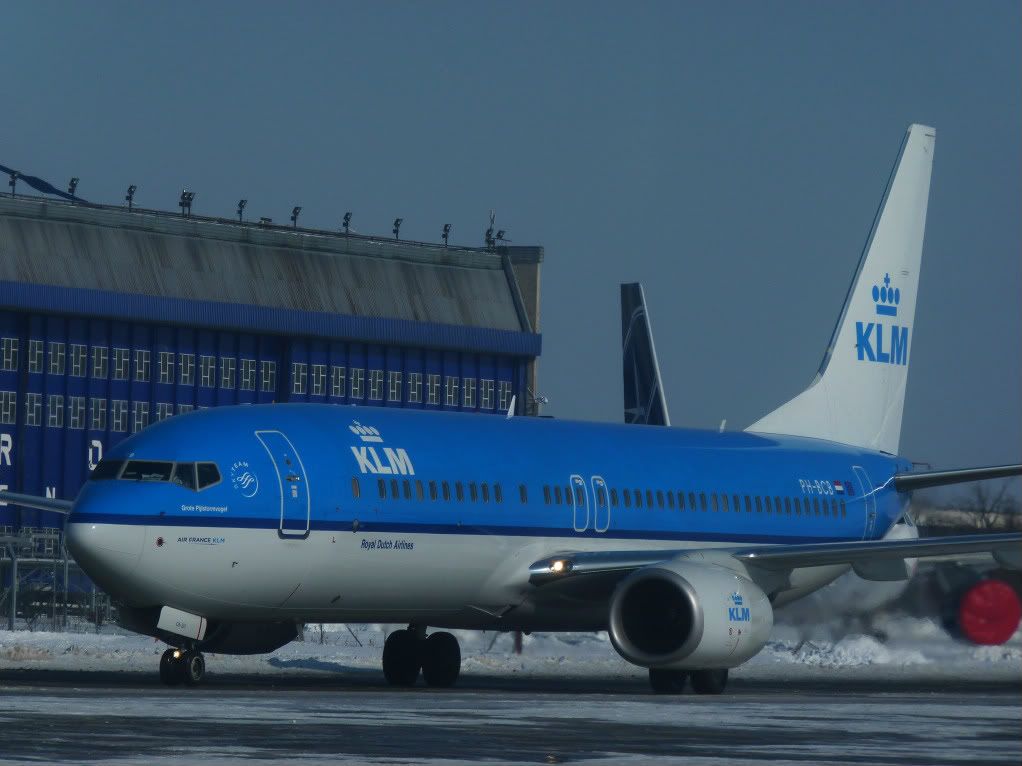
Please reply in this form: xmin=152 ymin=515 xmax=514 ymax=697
xmin=182 ymin=652 xmax=206 ymax=687
xmin=690 ymin=668 xmax=728 ymax=695
xmin=421 ymin=632 xmax=461 ymax=688
xmin=382 ymin=629 xmax=421 ymax=686
xmin=648 ymin=668 xmax=688 ymax=694
xmin=159 ymin=649 xmax=183 ymax=686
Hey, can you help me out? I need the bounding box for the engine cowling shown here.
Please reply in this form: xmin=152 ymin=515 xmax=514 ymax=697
xmin=608 ymin=560 xmax=773 ymax=670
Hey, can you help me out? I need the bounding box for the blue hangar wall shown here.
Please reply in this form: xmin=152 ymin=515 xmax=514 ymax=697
xmin=0 ymin=196 xmax=543 ymax=532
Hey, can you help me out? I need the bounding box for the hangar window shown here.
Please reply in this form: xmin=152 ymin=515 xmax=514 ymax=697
xmin=331 ymin=366 xmax=346 ymax=398
xmin=369 ymin=370 xmax=384 ymax=401
xmin=387 ymin=371 xmax=402 ymax=402
xmin=350 ymin=368 xmax=365 ymax=400
xmin=28 ymin=340 xmax=43 ymax=373
xmin=67 ymin=396 xmax=85 ymax=429
xmin=1 ymin=338 xmax=18 ymax=371
xmin=220 ymin=358 xmax=237 ymax=390
xmin=261 ymin=360 xmax=277 ymax=393
xmin=196 ymin=463 xmax=221 ymax=490
xmin=90 ymin=398 xmax=107 ymax=430
xmin=172 ymin=463 xmax=197 ymax=490
xmin=462 ymin=378 xmax=476 ymax=408
xmin=445 ymin=376 xmax=459 ymax=407
xmin=378 ymin=478 xmax=386 ymax=499
xmin=310 ymin=364 xmax=326 ymax=396
xmin=132 ymin=401 xmax=150 ymax=433
xmin=25 ymin=392 xmax=41 ymax=426
xmin=157 ymin=351 xmax=174 ymax=385
xmin=70 ymin=344 xmax=87 ymax=377
xmin=113 ymin=348 xmax=130 ymax=380
xmin=407 ymin=373 xmax=422 ymax=404
xmin=543 ymin=485 xmax=551 ymax=504
xmin=134 ymin=349 xmax=151 ymax=382
xmin=111 ymin=400 xmax=128 ymax=432
xmin=480 ymin=379 xmax=494 ymax=410
xmin=498 ymin=381 xmax=513 ymax=412
xmin=122 ymin=461 xmax=173 ymax=482
xmin=92 ymin=346 xmax=109 ymax=379
xmin=178 ymin=353 xmax=195 ymax=386
xmin=240 ymin=359 xmax=257 ymax=391
xmin=429 ymin=480 xmax=438 ymax=501
xmin=177 ymin=403 xmax=194 ymax=414
xmin=0 ymin=391 xmax=15 ymax=424
xmin=291 ymin=362 xmax=307 ymax=395
xmin=47 ymin=394 xmax=63 ymax=428
xmin=200 ymin=355 xmax=216 ymax=387
xmin=426 ymin=374 xmax=441 ymax=406
xmin=155 ymin=402 xmax=173 ymax=422
xmin=351 ymin=477 xmax=361 ymax=499
xmin=48 ymin=342 xmax=65 ymax=375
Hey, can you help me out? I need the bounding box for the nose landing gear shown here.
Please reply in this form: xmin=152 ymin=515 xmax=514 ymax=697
xmin=382 ymin=627 xmax=461 ymax=688
xmin=159 ymin=648 xmax=206 ymax=687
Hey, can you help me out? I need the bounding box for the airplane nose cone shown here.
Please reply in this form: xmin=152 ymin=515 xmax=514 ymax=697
xmin=66 ymin=517 xmax=145 ymax=596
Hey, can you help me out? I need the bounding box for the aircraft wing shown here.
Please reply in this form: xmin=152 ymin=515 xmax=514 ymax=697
xmin=529 ymin=532 xmax=1022 ymax=586
xmin=0 ymin=491 xmax=73 ymax=515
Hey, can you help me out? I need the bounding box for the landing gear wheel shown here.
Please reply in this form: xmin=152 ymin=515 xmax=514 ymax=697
xmin=690 ymin=668 xmax=728 ymax=695
xmin=382 ymin=629 xmax=421 ymax=686
xmin=421 ymin=631 xmax=461 ymax=688
xmin=182 ymin=651 xmax=206 ymax=686
xmin=159 ymin=649 xmax=184 ymax=686
xmin=648 ymin=668 xmax=688 ymax=694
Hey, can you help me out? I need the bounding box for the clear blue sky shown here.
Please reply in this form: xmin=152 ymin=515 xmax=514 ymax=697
xmin=4 ymin=2 xmax=1020 ymax=499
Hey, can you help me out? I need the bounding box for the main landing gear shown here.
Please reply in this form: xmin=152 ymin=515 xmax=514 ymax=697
xmin=648 ymin=668 xmax=728 ymax=695
xmin=382 ymin=627 xmax=461 ymax=688
xmin=159 ymin=648 xmax=206 ymax=687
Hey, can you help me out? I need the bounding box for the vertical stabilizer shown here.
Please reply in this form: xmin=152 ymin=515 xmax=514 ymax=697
xmin=747 ymin=124 xmax=936 ymax=454
xmin=622 ymin=283 xmax=671 ymax=426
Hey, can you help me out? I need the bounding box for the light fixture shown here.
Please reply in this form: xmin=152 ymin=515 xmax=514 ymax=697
xmin=237 ymin=199 xmax=247 ymax=222
xmin=442 ymin=223 xmax=451 ymax=247
xmin=342 ymin=211 xmax=351 ymax=234
xmin=291 ymin=206 xmax=302 ymax=228
xmin=393 ymin=217 xmax=403 ymax=240
xmin=8 ymin=171 xmax=18 ymax=197
xmin=178 ymin=190 xmax=195 ymax=216
xmin=67 ymin=177 xmax=79 ymax=197
xmin=125 ymin=185 xmax=137 ymax=211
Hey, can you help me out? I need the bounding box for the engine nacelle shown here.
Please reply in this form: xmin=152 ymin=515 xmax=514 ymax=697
xmin=608 ymin=560 xmax=773 ymax=670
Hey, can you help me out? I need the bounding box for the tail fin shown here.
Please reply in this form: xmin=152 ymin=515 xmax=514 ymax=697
xmin=747 ymin=124 xmax=936 ymax=454
xmin=622 ymin=282 xmax=671 ymax=426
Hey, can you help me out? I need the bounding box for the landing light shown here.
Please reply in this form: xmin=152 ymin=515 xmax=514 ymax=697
xmin=172 ymin=649 xmax=182 ymax=659
xmin=550 ymin=559 xmax=571 ymax=574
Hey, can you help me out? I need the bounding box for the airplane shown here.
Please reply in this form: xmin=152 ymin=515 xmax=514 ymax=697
xmin=3 ymin=123 xmax=1020 ymax=694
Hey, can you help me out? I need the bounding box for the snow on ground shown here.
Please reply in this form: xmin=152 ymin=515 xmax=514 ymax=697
xmin=1 ymin=615 xmax=1019 ymax=682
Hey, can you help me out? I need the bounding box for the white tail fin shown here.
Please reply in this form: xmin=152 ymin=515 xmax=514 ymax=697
xmin=747 ymin=124 xmax=936 ymax=455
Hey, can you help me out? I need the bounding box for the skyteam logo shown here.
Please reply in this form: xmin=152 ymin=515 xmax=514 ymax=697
xmin=229 ymin=460 xmax=259 ymax=498
xmin=855 ymin=273 xmax=909 ymax=366
xmin=728 ymin=591 xmax=750 ymax=622
xmin=349 ymin=421 xmax=415 ymax=476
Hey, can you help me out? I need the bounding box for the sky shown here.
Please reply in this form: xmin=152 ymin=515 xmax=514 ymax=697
xmin=3 ymin=2 xmax=1020 ymax=500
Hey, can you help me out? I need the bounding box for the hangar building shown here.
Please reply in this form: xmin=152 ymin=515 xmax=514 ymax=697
xmin=0 ymin=194 xmax=543 ymax=543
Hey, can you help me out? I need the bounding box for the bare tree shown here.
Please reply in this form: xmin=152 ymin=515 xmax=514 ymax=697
xmin=956 ymin=481 xmax=1021 ymax=531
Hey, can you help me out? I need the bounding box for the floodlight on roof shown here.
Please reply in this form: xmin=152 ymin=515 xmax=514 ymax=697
xmin=393 ymin=218 xmax=403 ymax=240
xmin=8 ymin=171 xmax=18 ymax=197
xmin=442 ymin=223 xmax=451 ymax=247
xmin=125 ymin=185 xmax=137 ymax=211
xmin=178 ymin=190 xmax=195 ymax=216
xmin=291 ymin=206 xmax=302 ymax=228
xmin=342 ymin=211 xmax=351 ymax=234
xmin=67 ymin=177 xmax=79 ymax=198
xmin=237 ymin=199 xmax=247 ymax=222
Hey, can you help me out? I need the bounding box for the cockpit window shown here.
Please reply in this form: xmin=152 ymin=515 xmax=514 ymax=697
xmin=196 ymin=463 xmax=221 ymax=490
xmin=172 ymin=463 xmax=197 ymax=490
xmin=121 ymin=461 xmax=174 ymax=482
xmin=90 ymin=459 xmax=125 ymax=480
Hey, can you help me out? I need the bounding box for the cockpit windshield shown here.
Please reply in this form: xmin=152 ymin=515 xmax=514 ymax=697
xmin=90 ymin=459 xmax=125 ymax=480
xmin=89 ymin=459 xmax=221 ymax=490
xmin=121 ymin=461 xmax=174 ymax=482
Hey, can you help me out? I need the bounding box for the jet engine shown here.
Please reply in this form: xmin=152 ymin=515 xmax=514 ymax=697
xmin=608 ymin=560 xmax=773 ymax=669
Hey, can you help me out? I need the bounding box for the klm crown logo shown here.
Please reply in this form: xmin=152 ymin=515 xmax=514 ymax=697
xmin=856 ymin=273 xmax=909 ymax=366
xmin=730 ymin=592 xmax=744 ymax=606
xmin=728 ymin=590 xmax=750 ymax=622
xmin=349 ymin=421 xmax=383 ymax=443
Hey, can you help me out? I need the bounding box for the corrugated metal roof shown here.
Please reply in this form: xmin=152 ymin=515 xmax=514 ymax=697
xmin=0 ymin=196 xmax=527 ymax=332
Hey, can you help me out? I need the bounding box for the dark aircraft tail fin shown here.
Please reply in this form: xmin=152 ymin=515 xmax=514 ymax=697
xmin=621 ymin=282 xmax=670 ymax=426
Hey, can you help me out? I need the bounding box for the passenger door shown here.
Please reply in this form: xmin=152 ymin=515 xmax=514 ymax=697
xmin=569 ymin=474 xmax=589 ymax=533
xmin=256 ymin=430 xmax=311 ymax=538
xmin=591 ymin=476 xmax=610 ymax=532
xmin=852 ymin=465 xmax=876 ymax=540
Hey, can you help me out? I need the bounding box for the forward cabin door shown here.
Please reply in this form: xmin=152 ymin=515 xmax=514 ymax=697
xmin=256 ymin=430 xmax=311 ymax=539
xmin=570 ymin=474 xmax=590 ymax=532
xmin=852 ymin=465 xmax=877 ymax=540
xmin=591 ymin=476 xmax=610 ymax=532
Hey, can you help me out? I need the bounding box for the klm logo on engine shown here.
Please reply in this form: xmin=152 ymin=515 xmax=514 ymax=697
xmin=855 ymin=273 xmax=909 ymax=366
xmin=728 ymin=591 xmax=750 ymax=622
xmin=349 ymin=421 xmax=415 ymax=476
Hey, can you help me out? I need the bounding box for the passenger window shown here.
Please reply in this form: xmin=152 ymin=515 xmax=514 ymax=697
xmin=689 ymin=492 xmax=697 ymax=510
xmin=610 ymin=488 xmax=619 ymax=507
xmin=469 ymin=482 xmax=478 ymax=502
xmin=699 ymin=492 xmax=707 ymax=512
xmin=623 ymin=489 xmax=631 ymax=509
xmin=543 ymin=485 xmax=551 ymax=504
xmin=378 ymin=478 xmax=387 ymax=499
xmin=442 ymin=481 xmax=451 ymax=501
xmin=172 ymin=463 xmax=196 ymax=490
xmin=666 ymin=491 xmax=674 ymax=509
xmin=745 ymin=495 xmax=752 ymax=513
xmin=403 ymin=480 xmax=412 ymax=500
xmin=645 ymin=489 xmax=653 ymax=508
xmin=656 ymin=490 xmax=664 ymax=508
xmin=755 ymin=496 xmax=762 ymax=513
xmin=722 ymin=494 xmax=729 ymax=512
xmin=351 ymin=477 xmax=361 ymax=499
xmin=575 ymin=486 xmax=584 ymax=505
xmin=456 ymin=482 xmax=464 ymax=502
xmin=196 ymin=462 xmax=221 ymax=490
xmin=733 ymin=495 xmax=740 ymax=513
xmin=840 ymin=499 xmax=847 ymax=516
xmin=815 ymin=497 xmax=822 ymax=516
xmin=711 ymin=493 xmax=718 ymax=512
xmin=831 ymin=498 xmax=838 ymax=516
xmin=677 ymin=491 xmax=685 ymax=511
xmin=122 ymin=460 xmax=174 ymax=482
xmin=429 ymin=481 xmax=438 ymax=501
xmin=416 ymin=480 xmax=424 ymax=501
xmin=565 ymin=486 xmax=573 ymax=505
xmin=764 ymin=496 xmax=772 ymax=514
xmin=793 ymin=497 xmax=801 ymax=516
xmin=774 ymin=497 xmax=782 ymax=515
xmin=597 ymin=486 xmax=607 ymax=506
xmin=634 ymin=489 xmax=643 ymax=509
xmin=520 ymin=484 xmax=528 ymax=504
xmin=481 ymin=483 xmax=489 ymax=503
xmin=554 ymin=486 xmax=562 ymax=504
xmin=784 ymin=497 xmax=792 ymax=515
xmin=391 ymin=479 xmax=400 ymax=499
xmin=91 ymin=459 xmax=125 ymax=481
xmin=494 ymin=484 xmax=502 ymax=503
